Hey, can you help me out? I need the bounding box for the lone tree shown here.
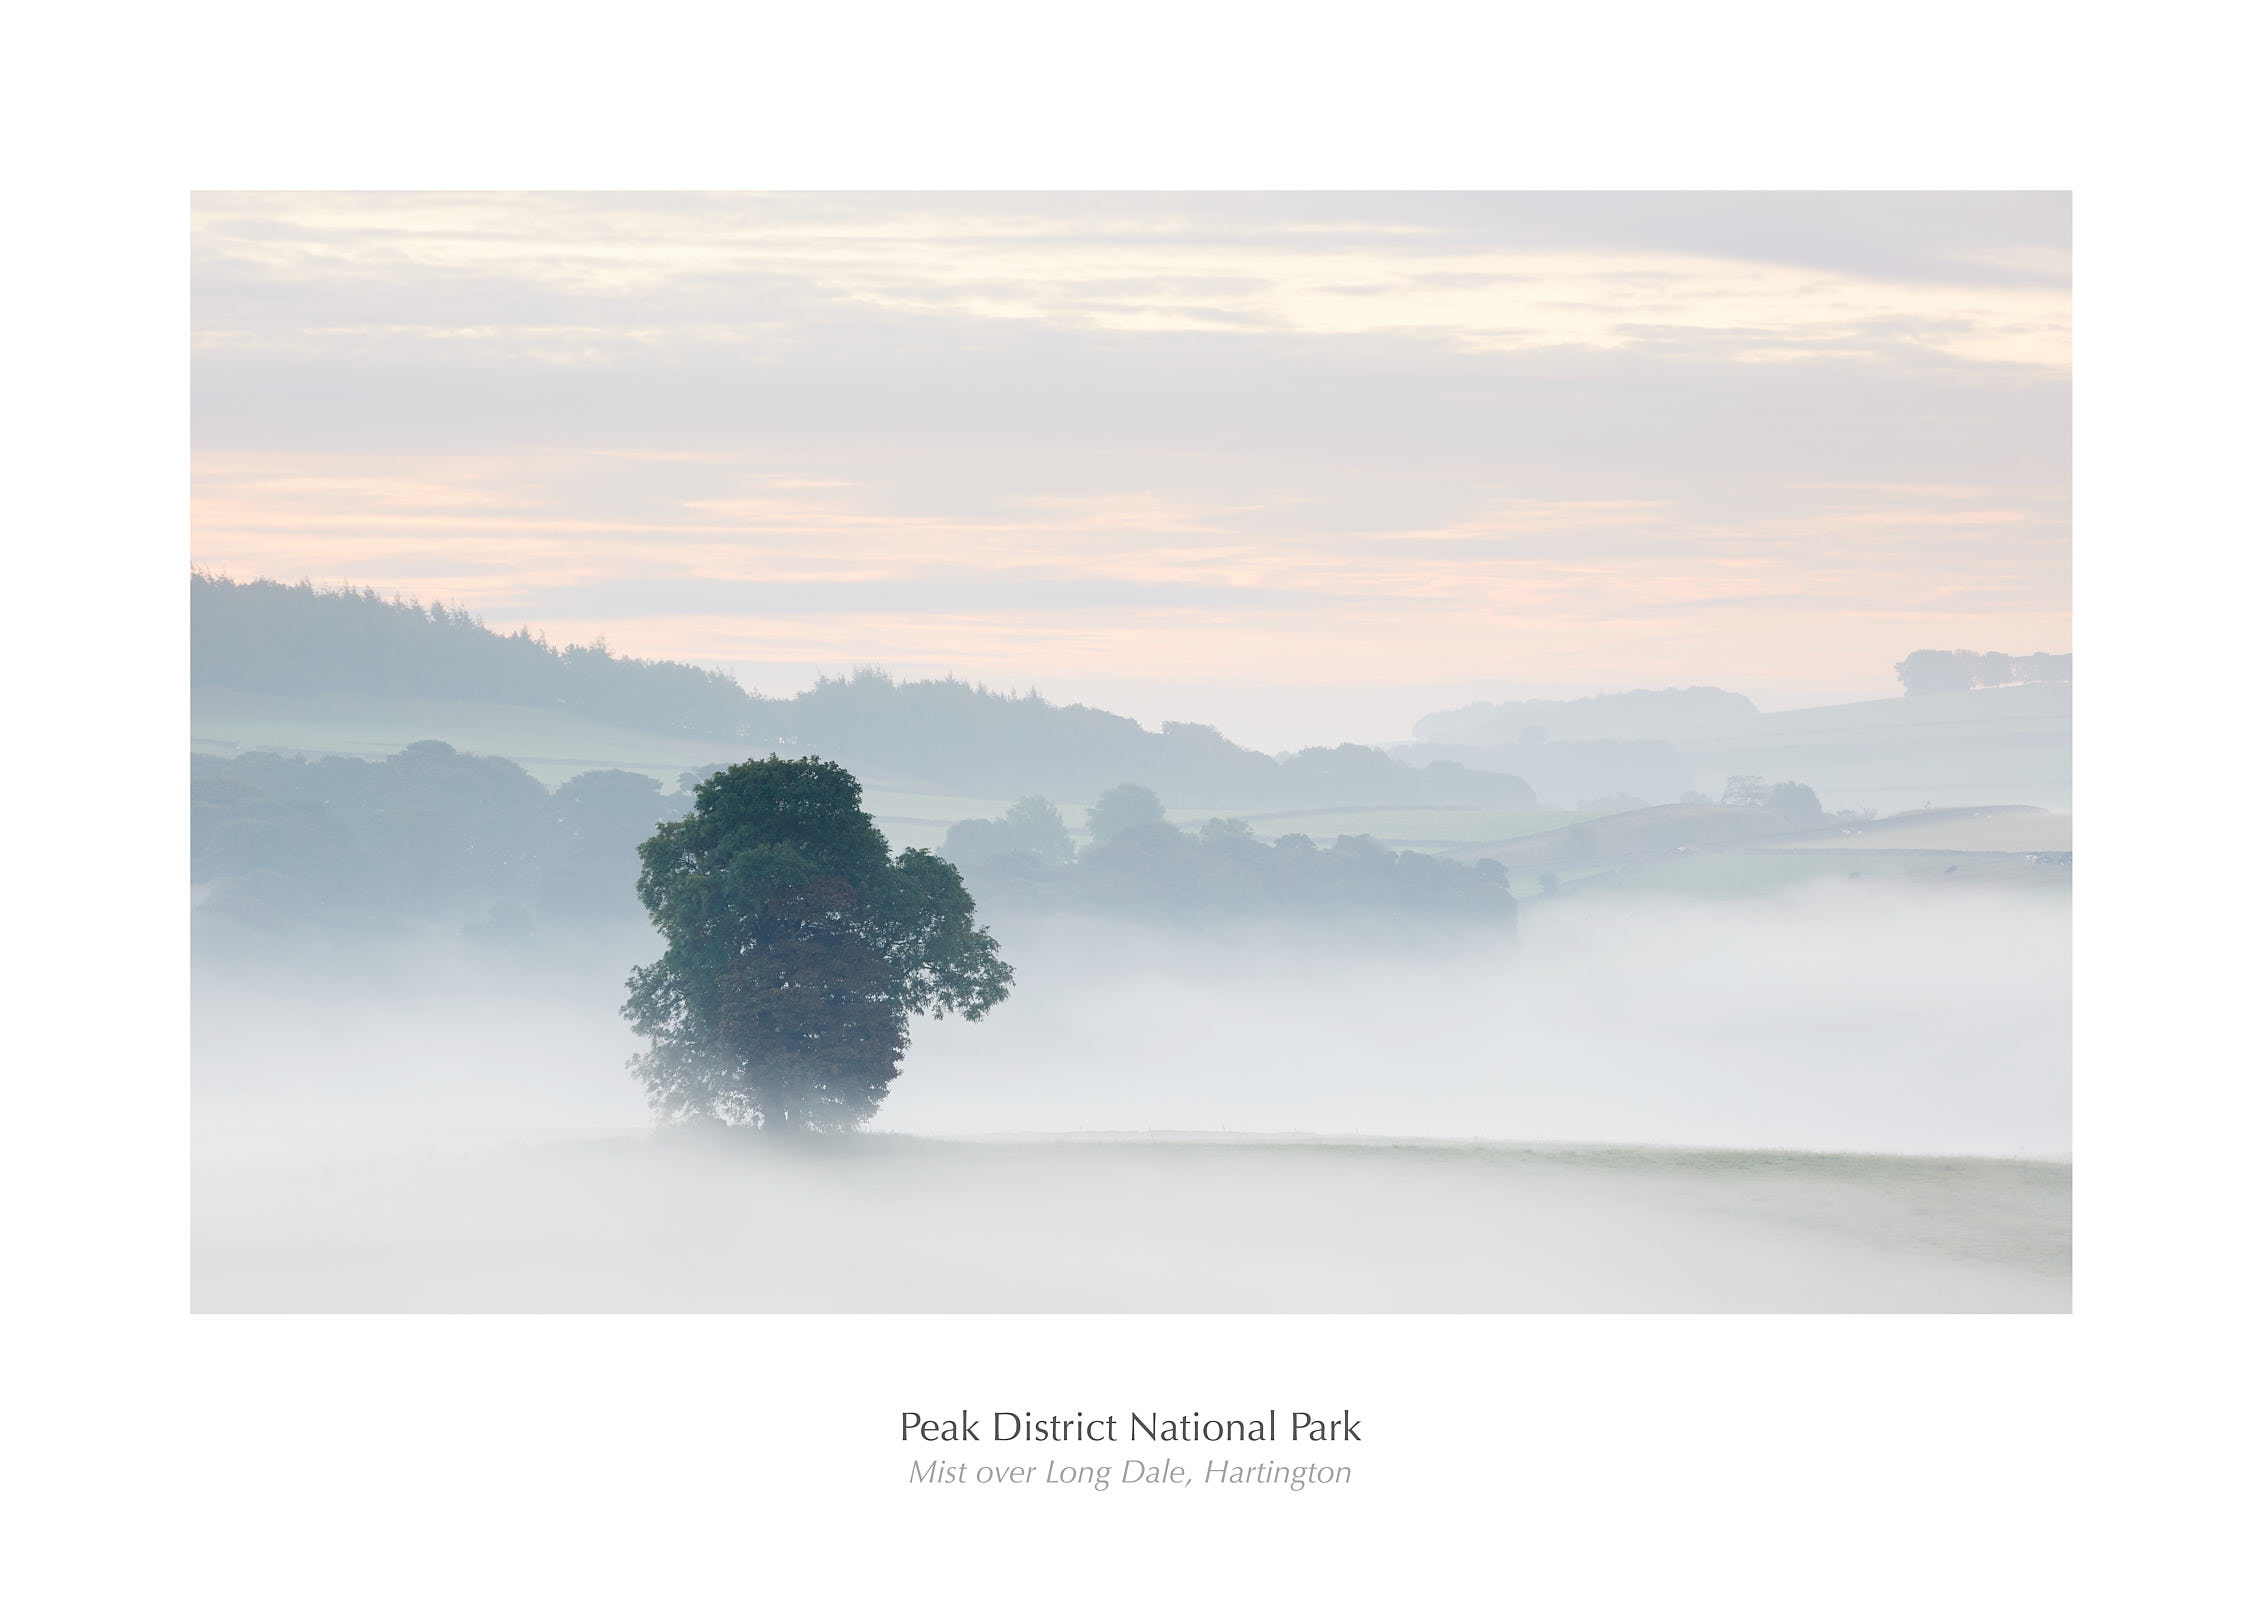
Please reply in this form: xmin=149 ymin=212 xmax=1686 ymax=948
xmin=623 ymin=756 xmax=1013 ymax=1132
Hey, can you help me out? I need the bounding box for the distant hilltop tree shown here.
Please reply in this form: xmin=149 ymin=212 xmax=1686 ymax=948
xmin=623 ymin=756 xmax=1013 ymax=1133
xmin=1721 ymin=775 xmax=1825 ymax=824
xmin=1895 ymin=650 xmax=2072 ymax=695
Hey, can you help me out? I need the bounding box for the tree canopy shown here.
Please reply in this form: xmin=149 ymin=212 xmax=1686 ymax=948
xmin=623 ymin=756 xmax=1013 ymax=1132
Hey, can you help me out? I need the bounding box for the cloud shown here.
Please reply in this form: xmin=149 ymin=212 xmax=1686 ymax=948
xmin=190 ymin=193 xmax=2070 ymax=724
xmin=193 ymin=192 xmax=2071 ymax=358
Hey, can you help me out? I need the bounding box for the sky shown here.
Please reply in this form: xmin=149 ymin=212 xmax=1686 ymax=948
xmin=190 ymin=192 xmax=2070 ymax=750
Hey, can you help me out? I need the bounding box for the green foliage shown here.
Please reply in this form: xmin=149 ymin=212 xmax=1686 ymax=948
xmin=623 ymin=756 xmax=1014 ymax=1132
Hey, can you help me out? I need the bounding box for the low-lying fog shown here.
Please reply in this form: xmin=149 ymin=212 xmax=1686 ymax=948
xmin=195 ymin=883 xmax=2070 ymax=1157
xmin=194 ymin=1135 xmax=2069 ymax=1312
xmin=192 ymin=883 xmax=2069 ymax=1311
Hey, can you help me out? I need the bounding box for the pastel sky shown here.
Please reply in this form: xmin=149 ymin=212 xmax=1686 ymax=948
xmin=191 ymin=192 xmax=2070 ymax=749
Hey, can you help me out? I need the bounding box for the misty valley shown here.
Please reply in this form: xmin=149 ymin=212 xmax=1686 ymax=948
xmin=190 ymin=575 xmax=2072 ymax=1312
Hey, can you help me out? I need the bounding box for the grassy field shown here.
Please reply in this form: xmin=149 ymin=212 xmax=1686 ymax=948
xmin=192 ymin=1131 xmax=2070 ymax=1312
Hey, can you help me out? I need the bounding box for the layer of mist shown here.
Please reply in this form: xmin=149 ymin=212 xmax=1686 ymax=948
xmin=194 ymin=1135 xmax=2067 ymax=1312
xmin=193 ymin=923 xmax=659 ymax=1137
xmin=918 ymin=884 xmax=2067 ymax=1154
xmin=192 ymin=881 xmax=2068 ymax=1311
xmin=195 ymin=883 xmax=2068 ymax=1154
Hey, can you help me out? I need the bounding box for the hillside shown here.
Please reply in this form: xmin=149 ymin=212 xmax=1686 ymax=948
xmin=190 ymin=574 xmax=1534 ymax=812
xmin=1442 ymin=801 xmax=2072 ymax=900
xmin=193 ymin=572 xmax=772 ymax=740
xmin=194 ymin=572 xmax=2071 ymax=828
xmin=1415 ymin=686 xmax=1757 ymax=743
xmin=1402 ymin=681 xmax=2072 ymax=814
xmin=1442 ymin=804 xmax=1801 ymax=870
xmin=1641 ymin=685 xmax=2072 ymax=812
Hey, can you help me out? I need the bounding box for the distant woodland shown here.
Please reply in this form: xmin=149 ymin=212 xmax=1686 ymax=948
xmin=193 ymin=572 xmax=765 ymax=738
xmin=954 ymin=818 xmax=1514 ymax=924
xmin=192 ymin=747 xmax=1514 ymax=940
xmin=193 ymin=742 xmax=686 ymax=937
xmin=192 ymin=573 xmax=1533 ymax=811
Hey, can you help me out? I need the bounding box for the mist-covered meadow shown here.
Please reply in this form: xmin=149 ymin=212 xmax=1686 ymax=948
xmin=187 ymin=192 xmax=2076 ymax=1313
xmin=193 ymin=879 xmax=2070 ymax=1311
xmin=187 ymin=588 xmax=2073 ymax=1311
xmin=194 ymin=1131 xmax=2068 ymax=1312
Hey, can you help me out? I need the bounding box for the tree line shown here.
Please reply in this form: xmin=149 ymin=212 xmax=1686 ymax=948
xmin=192 ymin=742 xmax=690 ymax=937
xmin=193 ymin=572 xmax=766 ymax=739
xmin=191 ymin=572 xmax=1533 ymax=810
xmin=940 ymin=783 xmax=1516 ymax=924
xmin=194 ymin=749 xmax=1515 ymax=941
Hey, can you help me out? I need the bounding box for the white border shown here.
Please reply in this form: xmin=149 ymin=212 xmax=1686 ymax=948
xmin=18 ymin=1 xmax=2253 ymax=1589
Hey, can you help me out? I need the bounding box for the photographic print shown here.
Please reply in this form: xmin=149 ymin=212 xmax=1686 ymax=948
xmin=189 ymin=192 xmax=2071 ymax=1312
